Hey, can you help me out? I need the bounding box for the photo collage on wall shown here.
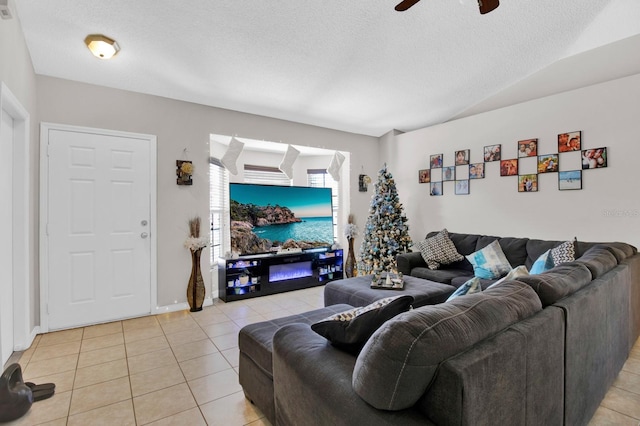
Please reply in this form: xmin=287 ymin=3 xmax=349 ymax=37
xmin=419 ymin=130 xmax=607 ymax=195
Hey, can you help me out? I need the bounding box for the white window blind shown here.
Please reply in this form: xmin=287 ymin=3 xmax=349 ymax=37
xmin=308 ymin=169 xmax=339 ymax=242
xmin=209 ymin=157 xmax=229 ymax=266
xmin=244 ymin=164 xmax=291 ymax=186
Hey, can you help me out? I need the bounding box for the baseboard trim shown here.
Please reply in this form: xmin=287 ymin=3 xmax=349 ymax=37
xmin=154 ymin=297 xmax=215 ymax=314
xmin=13 ymin=326 xmax=41 ymax=352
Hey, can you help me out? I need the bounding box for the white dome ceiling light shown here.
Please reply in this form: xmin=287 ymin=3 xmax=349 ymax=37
xmin=84 ymin=34 xmax=120 ymax=60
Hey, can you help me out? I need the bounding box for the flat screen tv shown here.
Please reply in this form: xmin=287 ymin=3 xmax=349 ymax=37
xmin=229 ymin=183 xmax=334 ymax=256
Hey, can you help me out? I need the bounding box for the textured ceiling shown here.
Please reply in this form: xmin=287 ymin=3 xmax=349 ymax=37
xmin=13 ymin=0 xmax=640 ymax=137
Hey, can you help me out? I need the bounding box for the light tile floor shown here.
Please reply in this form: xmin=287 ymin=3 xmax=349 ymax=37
xmin=4 ymin=286 xmax=640 ymax=425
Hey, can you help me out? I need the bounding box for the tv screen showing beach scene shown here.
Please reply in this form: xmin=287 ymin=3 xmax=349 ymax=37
xmin=229 ymin=183 xmax=334 ymax=255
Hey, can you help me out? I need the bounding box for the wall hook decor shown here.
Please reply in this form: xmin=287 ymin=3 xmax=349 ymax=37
xmin=359 ymin=167 xmax=371 ymax=192
xmin=177 ymin=148 xmax=193 ymax=185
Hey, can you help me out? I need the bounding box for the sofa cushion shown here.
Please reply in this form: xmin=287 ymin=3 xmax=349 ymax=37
xmin=446 ymin=277 xmax=481 ymax=301
xmin=415 ymin=229 xmax=464 ymax=270
xmin=576 ymin=241 xmax=636 ymax=262
xmin=551 ymin=240 xmax=575 ymax=265
xmin=311 ymin=295 xmax=414 ymax=354
xmin=575 ymin=245 xmax=618 ymax=279
xmin=410 ymin=267 xmax=472 ymax=286
xmin=516 ymin=262 xmax=592 ymax=306
xmin=239 ymin=304 xmax=355 ymax=378
xmin=530 ymin=249 xmax=554 ymax=274
xmin=466 ymin=240 xmax=512 ymax=279
xmin=524 ymin=239 xmax=564 ymax=269
xmin=352 ymin=281 xmax=542 ymax=410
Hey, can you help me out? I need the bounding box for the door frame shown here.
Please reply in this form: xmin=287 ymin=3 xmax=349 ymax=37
xmin=0 ymin=82 xmax=31 ymax=353
xmin=39 ymin=122 xmax=157 ymax=333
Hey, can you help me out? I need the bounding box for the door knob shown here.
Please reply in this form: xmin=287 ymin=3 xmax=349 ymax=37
xmin=141 ymin=232 xmax=149 ymax=239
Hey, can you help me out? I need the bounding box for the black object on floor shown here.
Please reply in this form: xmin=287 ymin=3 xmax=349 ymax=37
xmin=0 ymin=363 xmax=33 ymax=422
xmin=31 ymin=387 xmax=55 ymax=402
xmin=25 ymin=382 xmax=56 ymax=392
xmin=25 ymin=381 xmax=56 ymax=401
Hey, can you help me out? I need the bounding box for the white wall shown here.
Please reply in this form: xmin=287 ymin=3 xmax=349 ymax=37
xmin=385 ymin=73 xmax=640 ymax=248
xmin=0 ymin=4 xmax=39 ymax=333
xmin=36 ymin=76 xmax=378 ymax=307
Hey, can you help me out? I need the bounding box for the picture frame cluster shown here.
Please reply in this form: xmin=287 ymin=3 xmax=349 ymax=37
xmin=419 ymin=131 xmax=608 ymax=195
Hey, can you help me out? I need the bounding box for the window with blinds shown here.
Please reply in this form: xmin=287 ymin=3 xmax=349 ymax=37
xmin=209 ymin=158 xmax=229 ymax=266
xmin=308 ymin=169 xmax=339 ymax=240
xmin=243 ymin=164 xmax=291 ymax=186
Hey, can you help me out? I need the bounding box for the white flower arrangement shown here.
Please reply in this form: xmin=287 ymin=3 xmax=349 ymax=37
xmin=344 ymin=214 xmax=359 ymax=240
xmin=184 ymin=236 xmax=208 ymax=251
xmin=184 ymin=216 xmax=208 ymax=251
xmin=344 ymin=223 xmax=358 ymax=240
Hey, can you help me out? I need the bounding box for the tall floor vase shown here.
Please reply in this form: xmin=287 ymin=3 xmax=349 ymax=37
xmin=345 ymin=238 xmax=357 ymax=278
xmin=187 ymin=249 xmax=205 ymax=312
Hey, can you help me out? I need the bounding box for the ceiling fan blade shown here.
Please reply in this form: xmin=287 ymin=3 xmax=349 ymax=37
xmin=478 ymin=0 xmax=499 ymax=14
xmin=395 ymin=0 xmax=421 ymax=12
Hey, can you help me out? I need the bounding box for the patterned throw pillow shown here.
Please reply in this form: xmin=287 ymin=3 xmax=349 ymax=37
xmin=530 ymin=249 xmax=555 ymax=274
xmin=311 ymin=295 xmax=414 ymax=354
xmin=486 ymin=265 xmax=529 ymax=289
xmin=446 ymin=277 xmax=482 ymax=301
xmin=466 ymin=240 xmax=512 ymax=279
xmin=415 ymin=229 xmax=464 ymax=270
xmin=551 ymin=241 xmax=575 ymax=265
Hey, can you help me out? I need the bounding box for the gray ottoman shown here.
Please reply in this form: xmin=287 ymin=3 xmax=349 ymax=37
xmin=238 ymin=304 xmax=354 ymax=424
xmin=324 ymin=275 xmax=456 ymax=308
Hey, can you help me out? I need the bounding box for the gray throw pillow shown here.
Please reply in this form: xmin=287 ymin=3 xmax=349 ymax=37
xmin=551 ymin=240 xmax=575 ymax=265
xmin=415 ymin=229 xmax=464 ymax=270
xmin=311 ymin=295 xmax=414 ymax=354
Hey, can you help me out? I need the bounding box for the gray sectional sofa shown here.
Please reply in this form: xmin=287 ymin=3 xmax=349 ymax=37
xmin=268 ymin=232 xmax=640 ymax=425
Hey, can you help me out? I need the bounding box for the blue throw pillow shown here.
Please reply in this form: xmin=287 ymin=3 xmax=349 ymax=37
xmin=465 ymin=240 xmax=512 ymax=279
xmin=530 ymin=249 xmax=555 ymax=274
xmin=446 ymin=277 xmax=481 ymax=301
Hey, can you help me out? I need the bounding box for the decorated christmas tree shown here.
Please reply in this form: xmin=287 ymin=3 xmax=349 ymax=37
xmin=358 ymin=165 xmax=412 ymax=279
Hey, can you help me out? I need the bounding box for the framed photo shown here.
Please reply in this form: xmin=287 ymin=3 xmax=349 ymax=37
xmin=558 ymin=131 xmax=581 ymax=152
xmin=442 ymin=166 xmax=455 ymax=181
xmin=430 ymin=154 xmax=443 ymax=169
xmin=518 ymin=174 xmax=538 ymax=192
xmin=430 ymin=182 xmax=443 ymax=196
xmin=500 ymin=159 xmax=518 ymax=176
xmin=582 ymin=147 xmax=607 ymax=169
xmin=455 ymin=180 xmax=469 ymax=195
xmin=518 ymin=139 xmax=538 ymax=157
xmin=469 ymin=163 xmax=485 ymax=179
xmin=483 ymin=144 xmax=501 ymax=162
xmin=455 ymin=149 xmax=470 ymax=165
xmin=559 ymin=170 xmax=582 ymax=190
xmin=537 ymin=154 xmax=559 ymax=173
xmin=418 ymin=169 xmax=431 ymax=183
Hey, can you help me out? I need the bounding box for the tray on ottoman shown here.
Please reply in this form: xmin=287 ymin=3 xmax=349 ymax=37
xmin=370 ymin=272 xmax=405 ymax=290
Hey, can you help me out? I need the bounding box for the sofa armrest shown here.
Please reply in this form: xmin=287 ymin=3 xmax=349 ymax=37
xmin=396 ymin=251 xmax=425 ymax=275
xmin=272 ymin=323 xmax=429 ymax=426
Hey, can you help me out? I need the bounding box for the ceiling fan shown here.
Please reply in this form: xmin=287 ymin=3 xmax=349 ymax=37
xmin=395 ymin=0 xmax=499 ymax=14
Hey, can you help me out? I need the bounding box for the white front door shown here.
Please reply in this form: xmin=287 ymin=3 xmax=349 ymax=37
xmin=45 ymin=127 xmax=153 ymax=330
xmin=0 ymin=109 xmax=14 ymax=365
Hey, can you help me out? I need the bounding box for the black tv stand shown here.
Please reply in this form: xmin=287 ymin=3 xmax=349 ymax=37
xmin=217 ymin=249 xmax=343 ymax=302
